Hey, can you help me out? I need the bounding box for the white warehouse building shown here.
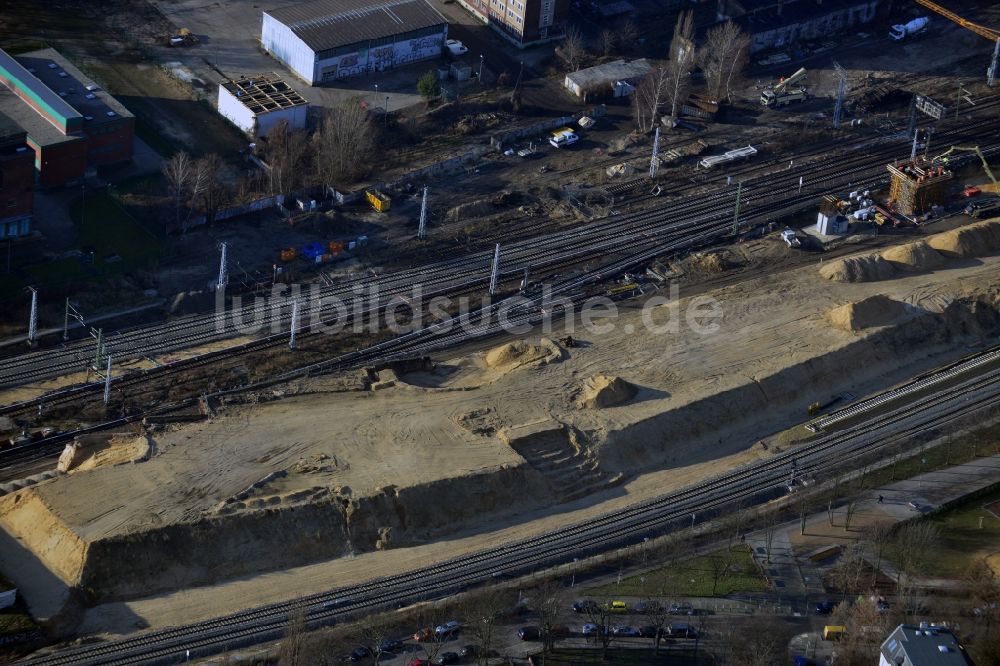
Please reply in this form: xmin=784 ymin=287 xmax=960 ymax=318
xmin=217 ymin=73 xmax=309 ymax=136
xmin=262 ymin=0 xmax=449 ymax=85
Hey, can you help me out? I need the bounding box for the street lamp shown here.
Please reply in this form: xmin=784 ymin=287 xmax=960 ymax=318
xmin=478 ymin=54 xmax=484 ymax=81
xmin=385 ymin=95 xmax=389 ymax=125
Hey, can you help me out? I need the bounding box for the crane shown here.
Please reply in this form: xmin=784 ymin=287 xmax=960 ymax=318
xmin=760 ymin=67 xmax=808 ymax=107
xmin=932 ymin=145 xmax=998 ymax=194
xmin=913 ymin=0 xmax=1000 ymax=86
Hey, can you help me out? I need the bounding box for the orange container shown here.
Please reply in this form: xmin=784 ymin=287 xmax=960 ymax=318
xmin=280 ymin=247 xmax=297 ymax=262
xmin=328 ymin=241 xmax=345 ymax=254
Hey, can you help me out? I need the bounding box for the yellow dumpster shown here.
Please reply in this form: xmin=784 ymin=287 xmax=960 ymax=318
xmin=366 ymin=189 xmax=391 ymax=213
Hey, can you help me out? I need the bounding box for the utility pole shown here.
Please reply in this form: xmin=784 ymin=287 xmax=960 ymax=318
xmin=520 ymin=265 xmax=530 ymax=292
xmin=103 ymin=355 xmax=112 ymax=405
xmin=731 ymin=182 xmax=743 ymax=236
xmin=989 ymin=37 xmax=999 ymax=87
xmin=63 ymin=297 xmax=70 ymax=341
xmin=289 ymin=298 xmax=300 ymax=350
xmin=489 ymin=244 xmax=501 ymax=296
xmin=478 ymin=54 xmax=485 ymax=82
xmin=906 ymin=94 xmax=917 ymax=139
xmin=27 ymin=286 xmax=37 ymax=346
xmin=217 ymin=242 xmax=228 ymax=291
xmin=418 ymin=186 xmax=429 ymax=240
xmin=832 ymin=62 xmax=847 ymax=128
xmin=910 ymin=128 xmax=920 ymax=161
xmin=649 ymin=126 xmax=661 ymax=179
xmin=93 ymin=327 xmax=104 ymax=369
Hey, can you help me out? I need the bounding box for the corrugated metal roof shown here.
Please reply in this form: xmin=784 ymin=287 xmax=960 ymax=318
xmin=266 ymin=0 xmax=447 ymax=52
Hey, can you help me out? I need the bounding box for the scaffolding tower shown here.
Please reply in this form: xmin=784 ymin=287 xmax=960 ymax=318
xmin=886 ymin=157 xmax=953 ymax=216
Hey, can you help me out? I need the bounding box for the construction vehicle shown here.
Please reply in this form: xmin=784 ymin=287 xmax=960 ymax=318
xmin=911 ymin=0 xmax=999 ymax=85
xmin=760 ymin=67 xmax=808 ymax=107
xmin=889 ymin=16 xmax=930 ymax=41
xmin=931 ymin=145 xmax=998 ymax=194
xmin=780 ymin=228 xmax=801 ymax=248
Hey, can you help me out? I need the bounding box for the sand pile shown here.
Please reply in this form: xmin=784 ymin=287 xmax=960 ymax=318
xmin=579 ymin=374 xmax=637 ymax=409
xmin=880 ymin=240 xmax=944 ymax=272
xmin=826 ymin=295 xmax=910 ymax=333
xmin=485 ymin=339 xmax=559 ymax=369
xmin=928 ymin=220 xmax=1000 ymax=258
xmin=819 ymin=254 xmax=895 ymax=282
xmin=691 ymin=252 xmax=730 ymax=274
xmin=57 ymin=434 xmax=151 ymax=474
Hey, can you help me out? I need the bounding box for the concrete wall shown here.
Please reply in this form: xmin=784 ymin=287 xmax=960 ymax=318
xmin=256 ymin=104 xmax=308 ymax=136
xmin=217 ymin=84 xmax=256 ymax=133
xmin=314 ymin=29 xmax=448 ymax=82
xmin=261 ymin=13 xmax=317 ymax=84
xmin=748 ymin=2 xmax=879 ymax=52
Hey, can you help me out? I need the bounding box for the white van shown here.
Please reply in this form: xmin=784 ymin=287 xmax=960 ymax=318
xmin=549 ymin=127 xmax=579 ymax=148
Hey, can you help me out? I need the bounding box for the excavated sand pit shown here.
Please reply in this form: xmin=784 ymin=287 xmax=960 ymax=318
xmin=3 ymin=229 xmax=1000 ymax=617
xmin=880 ymin=240 xmax=945 ymax=272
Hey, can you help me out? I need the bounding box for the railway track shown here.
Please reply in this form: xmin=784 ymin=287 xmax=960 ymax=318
xmin=20 ymin=344 xmax=1000 ymax=665
xmin=2 ymin=113 xmax=999 ymax=430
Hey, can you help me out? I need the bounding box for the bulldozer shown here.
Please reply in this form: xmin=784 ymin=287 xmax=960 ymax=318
xmin=932 ymin=145 xmax=999 ymax=195
xmin=760 ymin=67 xmax=808 ymax=107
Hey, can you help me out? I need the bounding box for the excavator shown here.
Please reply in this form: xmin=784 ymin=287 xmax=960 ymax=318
xmin=760 ymin=67 xmax=808 ymax=107
xmin=932 ymin=145 xmax=999 ymax=195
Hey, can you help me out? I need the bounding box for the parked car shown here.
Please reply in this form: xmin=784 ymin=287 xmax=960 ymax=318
xmin=815 ymin=601 xmax=837 ymax=615
xmin=582 ymin=623 xmax=601 ymax=635
xmin=518 ymin=626 xmax=540 ymax=641
xmin=435 ymin=621 xmax=461 ymax=638
xmin=611 ymin=625 xmax=641 ymax=637
xmin=445 ymin=39 xmax=468 ymax=55
xmin=572 ymin=599 xmax=600 ymax=614
xmin=434 ymin=652 xmax=459 ymax=665
xmin=639 ymin=625 xmax=659 ymax=638
xmin=458 ymin=644 xmax=480 ymax=658
xmin=378 ymin=638 xmax=403 ymax=653
xmin=668 ymin=602 xmax=694 ymax=615
xmin=413 ymin=627 xmax=434 ymax=642
xmin=668 ymin=622 xmax=698 ymax=638
xmin=632 ymin=600 xmax=662 ymax=615
xmin=408 ymin=660 xmax=430 ymax=666
xmin=349 ymin=646 xmax=370 ymax=662
xmin=605 ymin=600 xmax=628 ymax=613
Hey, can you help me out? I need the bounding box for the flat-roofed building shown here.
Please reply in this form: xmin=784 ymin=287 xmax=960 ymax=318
xmin=262 ymin=0 xmax=449 ymax=84
xmin=0 ymin=47 xmax=134 ymax=187
xmin=218 ymin=73 xmax=309 ymax=136
xmin=0 ymin=110 xmax=33 ymax=240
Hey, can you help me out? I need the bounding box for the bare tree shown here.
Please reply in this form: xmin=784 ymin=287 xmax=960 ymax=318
xmin=277 ymin=603 xmax=308 ymax=666
xmin=763 ymin=513 xmax=779 ymax=564
xmin=709 ymin=549 xmax=735 ymax=596
xmin=890 ymin=522 xmax=941 ymax=616
xmin=633 ymin=66 xmax=669 ymax=132
xmin=598 ymin=29 xmax=616 ymax=57
xmin=313 ymin=99 xmax=376 ymax=191
xmin=162 ymin=151 xmax=193 ymax=232
xmin=862 ymin=521 xmax=894 ymax=589
xmin=615 ymin=19 xmax=639 ymax=54
xmin=844 ymin=500 xmax=858 ymax=532
xmin=663 ymin=50 xmax=694 ymax=121
xmin=191 ymin=153 xmax=228 ymax=226
xmin=669 ymin=9 xmax=695 ymax=63
xmin=263 ymin=119 xmax=311 ymax=196
xmin=533 ymin=579 xmax=567 ymax=656
xmin=697 ymin=20 xmax=750 ymax=102
xmin=558 ymin=26 xmax=587 ymax=72
xmin=460 ymin=590 xmax=512 ymax=666
xmin=728 ymin=616 xmax=786 ymax=666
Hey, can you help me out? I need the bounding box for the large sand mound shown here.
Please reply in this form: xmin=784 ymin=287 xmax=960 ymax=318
xmin=485 ymin=339 xmax=559 ymax=369
xmin=928 ymin=220 xmax=1000 ymax=258
xmin=580 ymin=374 xmax=637 ymax=409
xmin=826 ymin=295 xmax=910 ymax=333
xmin=880 ymin=240 xmax=944 ymax=272
xmin=819 ymin=255 xmax=896 ymax=282
xmin=57 ymin=434 xmax=152 ymax=474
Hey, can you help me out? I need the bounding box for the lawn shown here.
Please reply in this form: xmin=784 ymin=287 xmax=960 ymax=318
xmin=584 ymin=545 xmax=770 ymax=598
xmin=894 ymin=484 xmax=1000 ymax=577
xmin=69 ymin=190 xmax=162 ymax=269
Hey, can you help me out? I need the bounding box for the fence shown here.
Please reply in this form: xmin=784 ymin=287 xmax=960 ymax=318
xmin=174 ymin=195 xmax=285 ymax=232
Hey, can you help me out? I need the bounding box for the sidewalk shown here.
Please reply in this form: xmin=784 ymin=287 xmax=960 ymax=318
xmin=745 ymin=455 xmax=1000 ymax=605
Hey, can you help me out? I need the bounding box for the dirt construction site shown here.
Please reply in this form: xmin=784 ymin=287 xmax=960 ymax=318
xmin=2 ymin=215 xmax=1000 ymax=637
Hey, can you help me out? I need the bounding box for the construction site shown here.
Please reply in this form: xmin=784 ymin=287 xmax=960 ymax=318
xmin=1 ymin=0 xmax=1000 ymax=663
